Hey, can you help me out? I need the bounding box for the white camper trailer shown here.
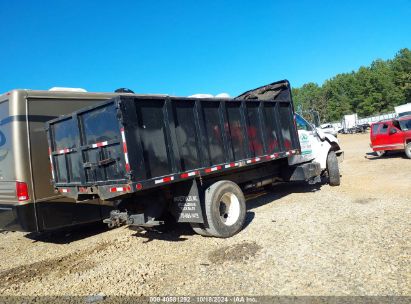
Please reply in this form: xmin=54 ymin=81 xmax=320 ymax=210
xmin=395 ymin=103 xmax=411 ymax=117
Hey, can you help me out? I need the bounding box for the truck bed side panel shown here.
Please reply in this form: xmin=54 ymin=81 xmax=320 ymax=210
xmin=47 ymin=80 xmax=301 ymax=198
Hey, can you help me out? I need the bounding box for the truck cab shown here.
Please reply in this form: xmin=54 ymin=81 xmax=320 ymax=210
xmin=370 ymin=115 xmax=411 ymax=158
xmin=289 ymin=114 xmax=343 ymax=185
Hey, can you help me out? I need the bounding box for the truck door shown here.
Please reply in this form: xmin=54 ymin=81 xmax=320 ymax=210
xmin=385 ymin=125 xmax=404 ymax=150
xmin=288 ymin=114 xmax=319 ymax=165
xmin=374 ymin=123 xmax=389 ymax=149
xmin=370 ymin=123 xmax=381 ymax=149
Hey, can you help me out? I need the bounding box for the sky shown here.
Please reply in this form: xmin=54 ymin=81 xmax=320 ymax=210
xmin=0 ymin=0 xmax=410 ymax=96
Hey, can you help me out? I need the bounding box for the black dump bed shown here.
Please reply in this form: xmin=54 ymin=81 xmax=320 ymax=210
xmin=46 ymin=80 xmax=300 ymax=200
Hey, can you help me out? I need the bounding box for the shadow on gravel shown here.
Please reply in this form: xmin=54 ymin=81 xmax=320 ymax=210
xmin=25 ymin=222 xmax=109 ymax=244
xmin=365 ymin=151 xmax=407 ymax=160
xmin=131 ymin=223 xmax=195 ymax=243
xmin=245 ymin=180 xmax=325 ymax=211
xmin=243 ymin=211 xmax=255 ymax=230
xmin=129 ymin=211 xmax=256 ymax=242
xmin=130 ymin=181 xmax=324 ymax=241
xmin=23 ymin=181 xmax=325 ymax=244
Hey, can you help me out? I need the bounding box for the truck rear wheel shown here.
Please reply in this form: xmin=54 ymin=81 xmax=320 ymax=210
xmin=405 ymin=142 xmax=411 ymax=159
xmin=203 ymin=181 xmax=246 ymax=238
xmin=327 ymin=151 xmax=340 ymax=186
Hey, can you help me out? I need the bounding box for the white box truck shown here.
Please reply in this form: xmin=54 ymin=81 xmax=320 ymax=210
xmin=395 ymin=103 xmax=411 ymax=117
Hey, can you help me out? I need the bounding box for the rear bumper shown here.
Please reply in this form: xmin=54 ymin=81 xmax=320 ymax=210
xmin=0 ymin=201 xmax=115 ymax=232
xmin=0 ymin=203 xmax=37 ymax=232
xmin=54 ymin=185 xmax=133 ymax=201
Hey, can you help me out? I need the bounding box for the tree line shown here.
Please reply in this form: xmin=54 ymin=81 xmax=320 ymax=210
xmin=292 ymin=48 xmax=411 ymax=123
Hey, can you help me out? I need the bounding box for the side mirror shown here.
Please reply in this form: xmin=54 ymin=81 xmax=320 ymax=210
xmin=389 ymin=128 xmax=398 ymax=135
xmin=315 ymin=127 xmax=326 ymax=140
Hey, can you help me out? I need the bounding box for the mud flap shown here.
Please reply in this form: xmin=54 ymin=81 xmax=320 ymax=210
xmin=169 ymin=179 xmax=204 ymax=224
xmin=282 ymin=161 xmax=322 ymax=182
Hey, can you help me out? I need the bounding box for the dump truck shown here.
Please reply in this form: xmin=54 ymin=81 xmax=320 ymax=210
xmin=46 ymin=80 xmax=343 ymax=237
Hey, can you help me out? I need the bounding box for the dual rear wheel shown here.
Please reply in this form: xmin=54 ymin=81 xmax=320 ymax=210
xmin=191 ymin=180 xmax=246 ymax=238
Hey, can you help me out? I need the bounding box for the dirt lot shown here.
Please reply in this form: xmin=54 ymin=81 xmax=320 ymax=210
xmin=0 ymin=133 xmax=410 ymax=296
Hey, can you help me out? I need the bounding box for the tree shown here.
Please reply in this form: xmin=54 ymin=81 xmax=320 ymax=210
xmin=355 ymin=59 xmax=404 ymax=116
xmin=322 ymin=74 xmax=354 ymax=121
xmin=391 ymin=48 xmax=411 ymax=104
xmin=292 ymin=82 xmax=325 ymax=119
xmin=293 ymin=48 xmax=410 ymax=122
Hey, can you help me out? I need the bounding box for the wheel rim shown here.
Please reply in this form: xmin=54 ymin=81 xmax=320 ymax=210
xmin=219 ymin=192 xmax=240 ymax=226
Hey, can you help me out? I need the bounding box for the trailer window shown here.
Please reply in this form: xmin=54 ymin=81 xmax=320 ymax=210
xmin=226 ymin=104 xmax=246 ymax=161
xmin=173 ymin=101 xmax=200 ymax=171
xmin=202 ymin=102 xmax=225 ymax=165
xmin=0 ymin=100 xmax=15 ymax=181
xmin=81 ymin=104 xmax=121 ymax=145
xmin=263 ymin=104 xmax=280 ymax=154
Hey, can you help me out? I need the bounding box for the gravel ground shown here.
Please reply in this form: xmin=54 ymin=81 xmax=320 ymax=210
xmin=0 ymin=133 xmax=410 ymax=296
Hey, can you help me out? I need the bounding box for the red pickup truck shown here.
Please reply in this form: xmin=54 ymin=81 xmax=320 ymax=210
xmin=370 ymin=115 xmax=411 ymax=158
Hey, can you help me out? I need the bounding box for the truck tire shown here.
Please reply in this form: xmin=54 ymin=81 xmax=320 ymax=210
xmin=405 ymin=142 xmax=411 ymax=159
xmin=190 ymin=223 xmax=211 ymax=237
xmin=203 ymin=181 xmax=246 ymax=238
xmin=327 ymin=151 xmax=340 ymax=186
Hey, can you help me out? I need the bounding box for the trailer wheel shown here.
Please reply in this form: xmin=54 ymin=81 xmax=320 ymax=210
xmin=190 ymin=223 xmax=211 ymax=237
xmin=327 ymin=151 xmax=340 ymax=186
xmin=405 ymin=142 xmax=411 ymax=159
xmin=203 ymin=181 xmax=246 ymax=238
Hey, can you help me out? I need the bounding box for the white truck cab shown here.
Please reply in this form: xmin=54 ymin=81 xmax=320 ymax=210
xmin=289 ymin=114 xmax=344 ymax=185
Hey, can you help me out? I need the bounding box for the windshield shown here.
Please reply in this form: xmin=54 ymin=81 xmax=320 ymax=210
xmin=399 ymin=118 xmax=411 ymax=131
xmin=0 ymin=100 xmax=15 ymax=181
xmin=398 ymin=111 xmax=411 ymax=117
xmin=295 ymin=114 xmax=313 ymax=131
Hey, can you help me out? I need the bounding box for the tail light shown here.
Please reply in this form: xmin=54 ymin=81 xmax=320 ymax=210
xmin=16 ymin=182 xmax=29 ymax=201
